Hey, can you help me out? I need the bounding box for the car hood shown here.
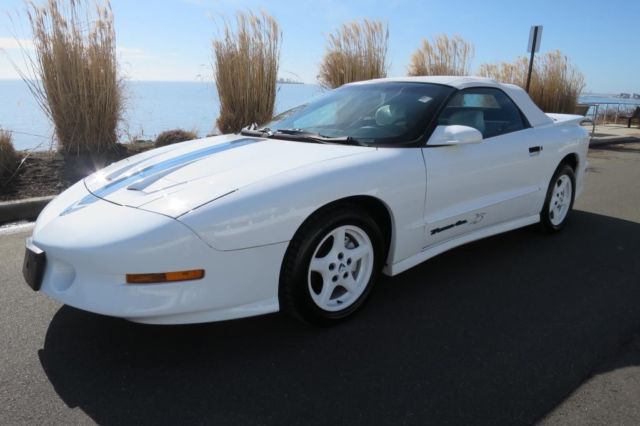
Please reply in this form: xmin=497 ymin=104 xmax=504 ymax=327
xmin=84 ymin=134 xmax=374 ymax=217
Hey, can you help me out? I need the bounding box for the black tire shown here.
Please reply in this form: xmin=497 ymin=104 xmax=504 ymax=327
xmin=540 ymin=164 xmax=576 ymax=233
xmin=279 ymin=203 xmax=385 ymax=326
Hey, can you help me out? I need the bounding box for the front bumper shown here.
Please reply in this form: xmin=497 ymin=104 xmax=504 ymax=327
xmin=29 ymin=181 xmax=286 ymax=324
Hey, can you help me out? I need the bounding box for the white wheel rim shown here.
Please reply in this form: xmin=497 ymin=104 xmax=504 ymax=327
xmin=307 ymin=225 xmax=374 ymax=312
xmin=549 ymin=175 xmax=572 ymax=226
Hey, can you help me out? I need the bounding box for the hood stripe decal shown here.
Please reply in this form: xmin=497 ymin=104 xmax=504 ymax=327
xmin=61 ymin=138 xmax=262 ymax=216
xmin=89 ymin=138 xmax=262 ymax=200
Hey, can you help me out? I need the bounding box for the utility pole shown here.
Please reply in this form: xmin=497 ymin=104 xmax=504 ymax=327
xmin=526 ymin=25 xmax=543 ymax=93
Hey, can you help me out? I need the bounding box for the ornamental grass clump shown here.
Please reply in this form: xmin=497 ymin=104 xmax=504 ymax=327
xmin=407 ymin=34 xmax=474 ymax=76
xmin=479 ymin=50 xmax=585 ymax=113
xmin=213 ymin=11 xmax=281 ymax=134
xmin=318 ymin=19 xmax=389 ymax=89
xmin=154 ymin=129 xmax=198 ymax=147
xmin=0 ymin=130 xmax=20 ymax=184
xmin=20 ymin=0 xmax=122 ymax=156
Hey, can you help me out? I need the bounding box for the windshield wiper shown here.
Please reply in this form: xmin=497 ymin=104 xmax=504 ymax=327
xmin=273 ymin=129 xmax=369 ymax=146
xmin=313 ymin=135 xmax=368 ymax=146
xmin=274 ymin=128 xmax=305 ymax=135
xmin=241 ymin=126 xmax=368 ymax=146
xmin=240 ymin=125 xmax=274 ymax=137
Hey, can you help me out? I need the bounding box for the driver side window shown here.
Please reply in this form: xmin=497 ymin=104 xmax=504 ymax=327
xmin=438 ymin=88 xmax=527 ymax=139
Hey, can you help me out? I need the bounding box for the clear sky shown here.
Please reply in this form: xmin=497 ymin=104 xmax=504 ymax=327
xmin=1 ymin=0 xmax=638 ymax=93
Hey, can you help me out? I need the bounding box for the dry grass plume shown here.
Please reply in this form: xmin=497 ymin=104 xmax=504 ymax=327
xmin=213 ymin=11 xmax=281 ymax=134
xmin=318 ymin=19 xmax=389 ymax=89
xmin=0 ymin=130 xmax=20 ymax=184
xmin=18 ymin=0 xmax=122 ymax=156
xmin=407 ymin=34 xmax=474 ymax=76
xmin=479 ymin=50 xmax=585 ymax=113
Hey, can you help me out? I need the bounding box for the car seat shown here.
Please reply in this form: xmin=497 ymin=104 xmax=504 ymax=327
xmin=448 ymin=110 xmax=485 ymax=136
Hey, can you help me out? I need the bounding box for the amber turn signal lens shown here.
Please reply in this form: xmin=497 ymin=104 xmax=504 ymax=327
xmin=126 ymin=269 xmax=205 ymax=284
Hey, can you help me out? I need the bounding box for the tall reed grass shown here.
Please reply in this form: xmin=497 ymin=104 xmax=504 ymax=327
xmin=0 ymin=130 xmax=20 ymax=184
xmin=213 ymin=11 xmax=281 ymax=134
xmin=318 ymin=20 xmax=389 ymax=89
xmin=479 ymin=50 xmax=585 ymax=113
xmin=19 ymin=0 xmax=122 ymax=156
xmin=407 ymin=35 xmax=474 ymax=77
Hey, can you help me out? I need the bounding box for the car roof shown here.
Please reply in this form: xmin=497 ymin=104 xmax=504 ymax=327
xmin=348 ymin=76 xmax=554 ymax=128
xmin=347 ymin=76 xmax=502 ymax=89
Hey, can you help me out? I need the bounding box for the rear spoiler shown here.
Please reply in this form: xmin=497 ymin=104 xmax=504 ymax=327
xmin=545 ymin=113 xmax=586 ymax=126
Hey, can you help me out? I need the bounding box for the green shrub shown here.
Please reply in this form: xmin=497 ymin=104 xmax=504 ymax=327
xmin=318 ymin=19 xmax=389 ymax=89
xmin=20 ymin=0 xmax=122 ymax=156
xmin=154 ymin=129 xmax=198 ymax=148
xmin=407 ymin=34 xmax=474 ymax=76
xmin=479 ymin=50 xmax=585 ymax=113
xmin=213 ymin=11 xmax=281 ymax=134
xmin=0 ymin=130 xmax=20 ymax=184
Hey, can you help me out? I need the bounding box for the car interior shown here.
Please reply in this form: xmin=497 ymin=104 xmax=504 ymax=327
xmin=437 ymin=90 xmax=527 ymax=139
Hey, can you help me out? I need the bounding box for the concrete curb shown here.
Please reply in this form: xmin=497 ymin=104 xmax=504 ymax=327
xmin=590 ymin=136 xmax=640 ymax=147
xmin=0 ymin=195 xmax=56 ymax=224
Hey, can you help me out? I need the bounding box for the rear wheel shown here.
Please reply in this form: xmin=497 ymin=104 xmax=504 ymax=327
xmin=279 ymin=204 xmax=384 ymax=325
xmin=540 ymin=164 xmax=575 ymax=233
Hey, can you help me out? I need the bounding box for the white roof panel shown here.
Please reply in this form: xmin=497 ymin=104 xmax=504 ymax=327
xmin=348 ymin=76 xmax=553 ymax=127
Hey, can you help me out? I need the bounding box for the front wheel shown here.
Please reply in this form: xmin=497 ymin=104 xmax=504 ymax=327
xmin=279 ymin=204 xmax=385 ymax=325
xmin=540 ymin=164 xmax=576 ymax=233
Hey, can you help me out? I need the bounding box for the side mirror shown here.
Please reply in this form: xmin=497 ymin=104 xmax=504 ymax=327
xmin=427 ymin=125 xmax=483 ymax=146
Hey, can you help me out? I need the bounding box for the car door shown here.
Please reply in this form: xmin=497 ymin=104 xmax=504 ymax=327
xmin=421 ymin=87 xmax=543 ymax=247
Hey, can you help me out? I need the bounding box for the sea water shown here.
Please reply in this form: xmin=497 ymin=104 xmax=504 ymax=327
xmin=0 ymin=80 xmax=323 ymax=151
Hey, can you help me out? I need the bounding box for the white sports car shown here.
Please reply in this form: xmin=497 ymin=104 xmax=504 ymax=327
xmin=23 ymin=76 xmax=589 ymax=325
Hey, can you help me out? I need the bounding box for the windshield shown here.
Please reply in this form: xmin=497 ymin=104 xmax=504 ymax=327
xmin=264 ymin=82 xmax=454 ymax=146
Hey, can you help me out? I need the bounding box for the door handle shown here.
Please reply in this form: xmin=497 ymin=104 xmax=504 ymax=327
xmin=529 ymin=146 xmax=542 ymax=154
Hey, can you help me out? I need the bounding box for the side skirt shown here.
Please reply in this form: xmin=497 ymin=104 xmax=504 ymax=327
xmin=384 ymin=214 xmax=540 ymax=276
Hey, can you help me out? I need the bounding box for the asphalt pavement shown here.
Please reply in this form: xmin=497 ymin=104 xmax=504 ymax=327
xmin=1 ymin=142 xmax=639 ymax=425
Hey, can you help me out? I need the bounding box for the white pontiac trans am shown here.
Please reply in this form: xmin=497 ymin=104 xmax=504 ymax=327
xmin=23 ymin=76 xmax=589 ymax=325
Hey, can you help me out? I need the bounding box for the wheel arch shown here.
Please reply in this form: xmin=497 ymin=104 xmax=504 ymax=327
xmin=559 ymin=152 xmax=579 ymax=171
xmin=290 ymin=195 xmax=395 ymax=266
